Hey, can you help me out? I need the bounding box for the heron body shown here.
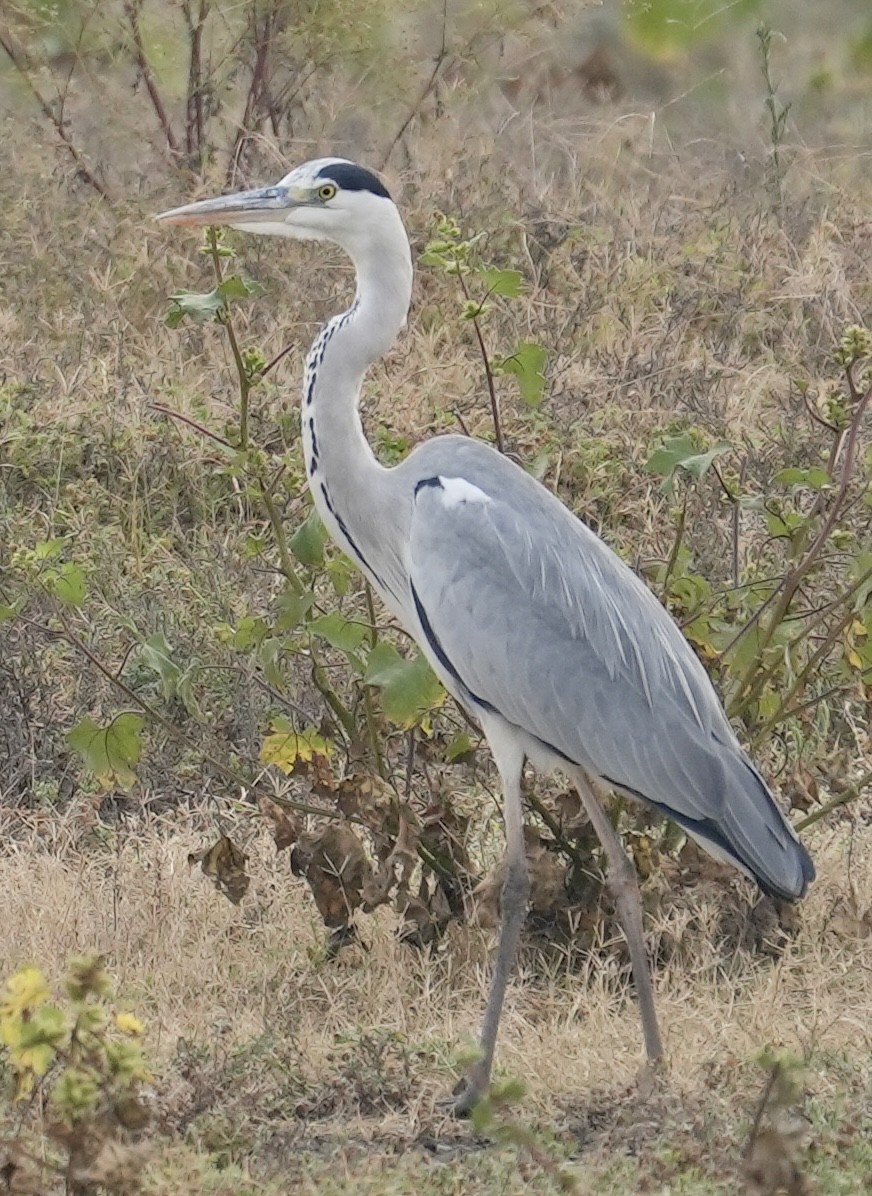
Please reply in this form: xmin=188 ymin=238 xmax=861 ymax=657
xmin=158 ymin=159 xmax=814 ymax=1111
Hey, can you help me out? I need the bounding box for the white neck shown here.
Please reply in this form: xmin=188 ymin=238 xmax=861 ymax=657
xmin=301 ymin=203 xmax=414 ymax=605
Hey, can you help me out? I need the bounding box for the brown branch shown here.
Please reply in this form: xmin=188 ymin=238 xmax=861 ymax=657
xmin=226 ymin=0 xmax=275 ymax=185
xmin=183 ymin=0 xmax=210 ymax=161
xmin=123 ymin=0 xmax=182 ymax=161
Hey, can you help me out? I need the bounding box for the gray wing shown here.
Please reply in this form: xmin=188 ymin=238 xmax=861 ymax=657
xmin=405 ymin=443 xmax=813 ymax=900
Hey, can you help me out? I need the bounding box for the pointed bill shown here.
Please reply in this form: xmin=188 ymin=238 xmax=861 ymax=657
xmin=155 ymin=185 xmax=306 ymax=227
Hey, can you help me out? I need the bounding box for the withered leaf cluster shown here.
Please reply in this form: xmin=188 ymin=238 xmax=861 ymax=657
xmin=190 ymin=758 xmax=806 ymax=970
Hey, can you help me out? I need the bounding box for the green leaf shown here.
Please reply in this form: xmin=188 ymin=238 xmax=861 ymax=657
xmin=216 ymin=275 xmax=264 ymax=302
xmin=48 ymin=563 xmax=86 ymax=607
xmin=308 ymin=612 xmax=368 ymax=653
xmin=175 ymin=666 xmax=204 ymax=720
xmin=66 ymin=713 xmax=144 ymax=790
xmin=496 ymin=341 xmax=548 ymax=408
xmin=480 ymin=267 xmax=524 ymax=298
xmin=218 ymin=615 xmax=269 ymax=652
xmin=33 ymin=538 xmax=66 ymax=561
xmin=290 ymin=508 xmax=329 ymax=567
xmin=645 ymin=434 xmax=731 ymax=495
xmin=165 ymin=287 xmax=224 ymax=327
xmin=326 ymin=556 xmax=355 ymax=598
xmin=364 ymin=643 xmax=445 ymax=728
xmin=164 ymin=275 xmax=262 ymax=327
xmin=851 ymin=551 xmax=872 ymax=611
xmin=274 ymin=588 xmax=314 ymax=633
xmin=258 ymin=637 xmax=285 ymax=690
xmin=775 ymin=466 xmax=829 ymax=489
xmin=139 ymin=632 xmax=180 ymax=700
xmin=0 ymin=597 xmax=25 ymax=623
xmin=445 ymin=731 xmax=475 ymax=762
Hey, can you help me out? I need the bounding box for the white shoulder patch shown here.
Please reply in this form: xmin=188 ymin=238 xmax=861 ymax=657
xmin=438 ymin=476 xmax=492 ymax=509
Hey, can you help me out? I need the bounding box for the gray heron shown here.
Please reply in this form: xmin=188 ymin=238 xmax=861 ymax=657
xmin=157 ymin=158 xmax=814 ymax=1113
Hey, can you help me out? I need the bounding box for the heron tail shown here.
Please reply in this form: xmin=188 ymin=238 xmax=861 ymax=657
xmin=667 ymin=748 xmax=815 ymax=902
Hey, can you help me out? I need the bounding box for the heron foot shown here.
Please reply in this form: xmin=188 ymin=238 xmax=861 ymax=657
xmin=447 ymin=1066 xmax=489 ymax=1118
xmin=636 ymin=1055 xmax=668 ymax=1100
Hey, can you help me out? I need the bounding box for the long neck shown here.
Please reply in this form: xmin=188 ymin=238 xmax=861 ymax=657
xmin=302 ymin=207 xmax=413 ymax=605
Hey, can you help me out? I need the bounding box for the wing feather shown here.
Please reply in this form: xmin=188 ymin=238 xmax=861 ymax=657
xmin=404 ymin=445 xmax=812 ymax=899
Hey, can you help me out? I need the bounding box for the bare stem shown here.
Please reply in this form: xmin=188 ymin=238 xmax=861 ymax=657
xmin=458 ymin=272 xmax=504 ymax=453
xmin=660 ymin=484 xmax=689 ymax=598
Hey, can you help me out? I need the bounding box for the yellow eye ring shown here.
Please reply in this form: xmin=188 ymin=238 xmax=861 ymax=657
xmin=317 ymin=183 xmax=337 ymax=201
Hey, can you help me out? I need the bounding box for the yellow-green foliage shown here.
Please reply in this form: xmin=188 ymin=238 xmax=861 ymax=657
xmin=0 ymin=958 xmax=150 ymax=1192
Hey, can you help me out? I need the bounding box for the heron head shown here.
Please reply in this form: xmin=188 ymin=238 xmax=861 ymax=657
xmin=155 ymin=158 xmax=399 ymax=255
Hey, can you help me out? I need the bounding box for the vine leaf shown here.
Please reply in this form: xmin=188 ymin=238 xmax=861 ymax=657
xmin=290 ymin=508 xmax=328 ymax=566
xmin=260 ymin=718 xmax=333 ymax=773
xmin=139 ymin=632 xmax=180 ymax=699
xmin=496 ymin=341 xmax=548 ymax=408
xmin=364 ymin=643 xmax=445 ymax=728
xmin=66 ymin=713 xmax=144 ymax=790
xmin=308 ymin=612 xmax=368 ymax=653
xmin=165 ymin=276 xmax=264 ymax=326
xmin=646 ymin=434 xmax=732 ymax=496
xmin=47 ymin=563 xmax=86 ymax=608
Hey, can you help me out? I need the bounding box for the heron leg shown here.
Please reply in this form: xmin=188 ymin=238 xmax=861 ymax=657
xmin=453 ymin=724 xmax=529 ymax=1115
xmin=574 ymin=773 xmax=664 ymax=1064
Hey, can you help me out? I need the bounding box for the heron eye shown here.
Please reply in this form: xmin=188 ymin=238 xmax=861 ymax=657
xmin=317 ymin=183 xmax=337 ymax=202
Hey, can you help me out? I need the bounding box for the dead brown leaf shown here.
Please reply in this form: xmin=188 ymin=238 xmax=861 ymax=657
xmin=526 ymin=827 xmax=569 ymax=916
xmin=259 ymin=796 xmax=300 ymax=852
xmin=362 ymin=810 xmax=420 ymax=912
xmin=397 ymin=874 xmax=452 ymax=947
xmin=291 ymin=824 xmax=373 ymax=928
xmin=188 ymin=835 xmax=250 ymax=904
xmin=472 ymin=826 xmax=568 ymax=928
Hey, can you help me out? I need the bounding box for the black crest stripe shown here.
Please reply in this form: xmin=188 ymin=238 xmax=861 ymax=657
xmin=316 ymin=162 xmax=391 ymax=200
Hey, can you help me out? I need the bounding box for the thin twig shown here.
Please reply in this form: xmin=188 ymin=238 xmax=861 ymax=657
xmin=794 ymin=768 xmax=872 ymax=832
xmin=0 ymin=30 xmax=111 ymax=200
xmin=378 ymin=0 xmax=449 ymax=169
xmin=458 ymin=272 xmax=504 ymax=452
xmin=149 ymin=403 xmax=234 ymax=449
xmin=262 ymin=342 xmax=295 ymax=378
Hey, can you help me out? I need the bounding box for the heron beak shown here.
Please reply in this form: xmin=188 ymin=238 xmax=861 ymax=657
xmin=155 ymin=184 xmax=307 ymax=228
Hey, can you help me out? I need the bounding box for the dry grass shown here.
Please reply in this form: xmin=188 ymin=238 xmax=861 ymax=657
xmin=0 ymin=803 xmax=870 ymax=1190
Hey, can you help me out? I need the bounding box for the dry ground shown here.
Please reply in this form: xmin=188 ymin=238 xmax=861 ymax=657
xmin=2 ymin=1 xmax=872 ymax=1191
xmin=0 ymin=803 xmax=870 ymax=1192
